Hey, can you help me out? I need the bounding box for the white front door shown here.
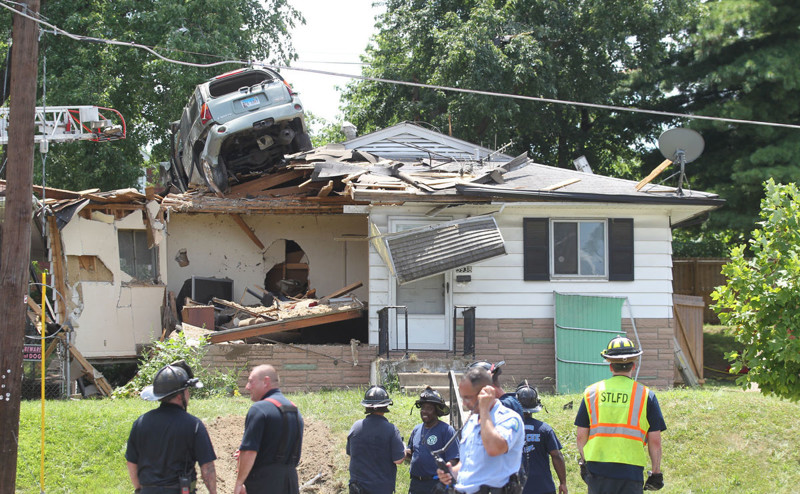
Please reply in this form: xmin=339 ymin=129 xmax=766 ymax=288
xmin=389 ymin=219 xmax=453 ymax=351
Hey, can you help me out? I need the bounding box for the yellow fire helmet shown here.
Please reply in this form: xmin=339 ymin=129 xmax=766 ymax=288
xmin=600 ymin=336 xmax=643 ymax=363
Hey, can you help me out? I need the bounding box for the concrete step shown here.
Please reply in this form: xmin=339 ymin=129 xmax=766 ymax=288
xmin=398 ymin=371 xmax=458 ymax=387
xmin=401 ymin=385 xmax=452 ymax=398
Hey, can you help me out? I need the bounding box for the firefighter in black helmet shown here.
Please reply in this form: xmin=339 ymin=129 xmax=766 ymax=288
xmin=575 ymin=336 xmax=667 ymax=493
xmin=405 ymin=387 xmax=459 ymax=493
xmin=347 ymin=386 xmax=406 ymax=493
xmin=516 ymin=381 xmax=568 ymax=494
xmin=125 ymin=361 xmax=217 ymax=494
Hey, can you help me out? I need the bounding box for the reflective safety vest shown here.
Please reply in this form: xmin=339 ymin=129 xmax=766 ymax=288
xmin=583 ymin=375 xmax=650 ymax=466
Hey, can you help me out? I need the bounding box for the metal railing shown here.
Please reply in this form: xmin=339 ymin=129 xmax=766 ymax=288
xmin=452 ymin=305 xmax=476 ymax=358
xmin=377 ymin=306 xmax=409 ymax=358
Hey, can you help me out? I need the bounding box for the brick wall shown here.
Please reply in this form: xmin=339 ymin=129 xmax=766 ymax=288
xmin=202 ymin=317 xmax=674 ymax=393
xmin=201 ymin=343 xmax=373 ymax=392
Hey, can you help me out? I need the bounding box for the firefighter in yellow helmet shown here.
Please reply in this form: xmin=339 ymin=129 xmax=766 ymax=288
xmin=574 ymin=336 xmax=666 ymax=493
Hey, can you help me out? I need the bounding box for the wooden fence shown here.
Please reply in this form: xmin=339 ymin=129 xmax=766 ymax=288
xmin=672 ymin=258 xmax=728 ymax=324
xmin=673 ymin=294 xmax=704 ymax=384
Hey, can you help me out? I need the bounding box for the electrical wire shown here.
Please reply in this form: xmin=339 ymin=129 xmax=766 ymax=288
xmin=2 ymin=0 xmax=800 ymax=131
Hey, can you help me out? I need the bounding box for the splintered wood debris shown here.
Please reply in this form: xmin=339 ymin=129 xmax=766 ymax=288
xmin=170 ymin=282 xmax=366 ymax=344
xmin=156 ymin=144 xmax=523 ymax=212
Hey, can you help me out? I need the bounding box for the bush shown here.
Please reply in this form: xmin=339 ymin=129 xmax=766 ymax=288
xmin=113 ymin=332 xmax=239 ymax=399
xmin=711 ymin=179 xmax=800 ymax=401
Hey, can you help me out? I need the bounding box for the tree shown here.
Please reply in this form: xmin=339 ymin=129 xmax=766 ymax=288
xmin=11 ymin=0 xmax=303 ymax=191
xmin=662 ymin=0 xmax=800 ymax=238
xmin=711 ymin=180 xmax=800 ymax=401
xmin=340 ymin=0 xmax=697 ymax=177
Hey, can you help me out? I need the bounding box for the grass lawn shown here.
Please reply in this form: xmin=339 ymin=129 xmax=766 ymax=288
xmin=15 ymin=382 xmax=800 ymax=493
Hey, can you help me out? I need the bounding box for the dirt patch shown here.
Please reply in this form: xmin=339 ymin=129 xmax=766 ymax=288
xmin=197 ymin=415 xmax=340 ymax=493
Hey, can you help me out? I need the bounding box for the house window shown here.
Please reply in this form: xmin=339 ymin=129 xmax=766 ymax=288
xmin=118 ymin=230 xmax=158 ymax=282
xmin=523 ymin=218 xmax=633 ymax=281
xmin=552 ymin=220 xmax=606 ymax=277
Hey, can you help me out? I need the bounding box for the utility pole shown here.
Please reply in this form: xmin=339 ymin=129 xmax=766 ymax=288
xmin=0 ymin=1 xmax=40 ymax=492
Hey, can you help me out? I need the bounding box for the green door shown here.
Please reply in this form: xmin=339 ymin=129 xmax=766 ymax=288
xmin=554 ymin=292 xmax=627 ymax=394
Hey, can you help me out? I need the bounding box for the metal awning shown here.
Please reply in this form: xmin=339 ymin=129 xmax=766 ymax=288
xmin=371 ymin=215 xmax=506 ymax=284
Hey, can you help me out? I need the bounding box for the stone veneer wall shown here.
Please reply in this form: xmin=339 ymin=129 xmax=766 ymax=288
xmin=202 ymin=317 xmax=674 ymax=393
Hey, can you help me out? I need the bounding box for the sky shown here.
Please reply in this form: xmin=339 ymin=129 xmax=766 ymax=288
xmin=284 ymin=0 xmax=385 ymax=126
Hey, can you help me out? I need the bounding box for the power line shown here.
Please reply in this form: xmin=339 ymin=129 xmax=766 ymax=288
xmin=3 ymin=0 xmax=800 ymax=131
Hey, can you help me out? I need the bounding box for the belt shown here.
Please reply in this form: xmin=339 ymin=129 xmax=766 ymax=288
xmin=455 ymin=483 xmax=512 ymax=494
xmin=411 ymin=474 xmax=436 ymax=481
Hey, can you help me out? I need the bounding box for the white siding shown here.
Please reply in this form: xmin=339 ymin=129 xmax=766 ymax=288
xmin=367 ymin=204 xmax=675 ymax=344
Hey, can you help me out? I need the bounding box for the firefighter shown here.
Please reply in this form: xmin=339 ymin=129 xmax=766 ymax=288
xmin=347 ymin=385 xmax=406 ymax=493
xmin=126 ymin=361 xmax=217 ymax=494
xmin=575 ymin=336 xmax=666 ymax=493
xmin=516 ymin=382 xmax=567 ymax=494
xmin=235 ymin=364 xmax=304 ymax=494
xmin=405 ymin=386 xmax=459 ymax=493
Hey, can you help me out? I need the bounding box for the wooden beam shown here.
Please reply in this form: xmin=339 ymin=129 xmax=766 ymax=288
xmin=230 ymin=214 xmax=265 ymax=250
xmin=635 ymin=159 xmax=673 ymax=191
xmin=320 ymin=281 xmax=363 ymax=303
xmin=209 ymin=308 xmax=363 ymax=343
xmin=228 ymin=170 xmax=307 ymax=198
xmin=66 ymin=342 xmax=113 ymax=396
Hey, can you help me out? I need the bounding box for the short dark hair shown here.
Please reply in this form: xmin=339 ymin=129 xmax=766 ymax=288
xmin=611 ymin=362 xmax=634 ymax=372
xmin=463 ymin=367 xmax=492 ymax=389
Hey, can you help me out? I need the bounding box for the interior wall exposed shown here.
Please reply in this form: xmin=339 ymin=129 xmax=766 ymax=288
xmin=165 ymin=213 xmax=369 ymax=306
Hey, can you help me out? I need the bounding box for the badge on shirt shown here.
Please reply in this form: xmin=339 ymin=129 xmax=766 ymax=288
xmin=426 ymin=435 xmax=438 ymax=446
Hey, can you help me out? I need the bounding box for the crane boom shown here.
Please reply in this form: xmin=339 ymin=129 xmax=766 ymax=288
xmin=0 ymin=105 xmax=126 ymax=145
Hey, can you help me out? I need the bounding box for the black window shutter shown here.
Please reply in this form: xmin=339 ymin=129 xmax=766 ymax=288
xmin=523 ymin=218 xmax=549 ymax=281
xmin=608 ymin=218 xmax=634 ymax=281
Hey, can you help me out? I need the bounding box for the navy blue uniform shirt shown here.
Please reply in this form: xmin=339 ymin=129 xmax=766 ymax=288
xmin=521 ymin=416 xmax=562 ymax=494
xmin=347 ymin=413 xmax=406 ymax=493
xmin=126 ymin=402 xmax=216 ymax=487
xmin=574 ymin=383 xmax=666 ymax=482
xmin=240 ymin=389 xmax=304 ymax=475
xmin=407 ymin=420 xmax=459 ymax=478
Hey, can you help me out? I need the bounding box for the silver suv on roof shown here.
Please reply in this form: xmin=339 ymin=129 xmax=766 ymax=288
xmin=168 ymin=66 xmax=312 ymax=193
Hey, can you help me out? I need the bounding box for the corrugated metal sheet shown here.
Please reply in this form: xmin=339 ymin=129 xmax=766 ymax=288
xmin=381 ymin=216 xmax=506 ymax=284
xmin=554 ymin=292 xmax=626 ymax=394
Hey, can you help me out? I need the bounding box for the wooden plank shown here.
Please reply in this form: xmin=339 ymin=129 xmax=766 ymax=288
xmin=47 ymin=217 xmax=68 ymax=324
xmin=317 ymin=180 xmax=334 ymax=197
xmin=67 ymin=342 xmax=113 ymax=396
xmin=636 ymin=159 xmax=672 ymax=191
xmin=228 ymin=170 xmax=307 ymax=198
xmin=209 ymin=308 xmax=363 ymax=343
xmin=542 ymin=178 xmax=580 ymax=191
xmin=230 ymin=213 xmax=265 ymax=250
xmin=319 ymin=281 xmax=363 ymax=303
xmin=211 ymin=297 xmax=272 ymax=319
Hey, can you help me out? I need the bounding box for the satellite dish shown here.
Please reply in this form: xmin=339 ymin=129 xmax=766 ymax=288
xmin=657 ymin=128 xmax=705 ymax=195
xmin=658 ymin=128 xmax=704 ymax=163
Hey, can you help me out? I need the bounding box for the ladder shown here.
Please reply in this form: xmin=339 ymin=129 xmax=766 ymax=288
xmin=0 ymin=105 xmax=126 ymax=145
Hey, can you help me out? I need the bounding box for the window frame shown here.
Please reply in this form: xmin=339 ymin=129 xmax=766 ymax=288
xmin=523 ymin=217 xmax=634 ymax=282
xmin=549 ymin=219 xmax=608 ymax=279
xmin=117 ymin=229 xmax=159 ymax=283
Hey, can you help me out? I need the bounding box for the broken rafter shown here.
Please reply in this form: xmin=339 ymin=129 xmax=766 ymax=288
xmin=317 ymin=180 xmax=334 ymax=197
xmin=319 ymin=281 xmax=363 ymax=304
xmin=227 ymin=170 xmax=307 ymax=198
xmin=636 ymin=159 xmax=673 ymax=191
xmin=230 ymin=214 xmax=265 ymax=250
xmin=208 ymin=308 xmax=363 ymax=343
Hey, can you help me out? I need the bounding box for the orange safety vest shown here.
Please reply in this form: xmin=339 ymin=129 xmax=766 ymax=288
xmin=583 ymin=375 xmax=650 ymax=466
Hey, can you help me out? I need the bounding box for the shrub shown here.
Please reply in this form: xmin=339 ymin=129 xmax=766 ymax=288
xmin=711 ymin=179 xmax=800 ymax=401
xmin=113 ymin=332 xmax=239 ymax=399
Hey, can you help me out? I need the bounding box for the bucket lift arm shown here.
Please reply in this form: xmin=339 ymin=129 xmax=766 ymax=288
xmin=0 ymin=105 xmax=126 ymax=145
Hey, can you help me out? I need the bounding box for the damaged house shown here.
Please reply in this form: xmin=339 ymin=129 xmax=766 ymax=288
xmin=44 ymin=122 xmax=722 ymax=393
